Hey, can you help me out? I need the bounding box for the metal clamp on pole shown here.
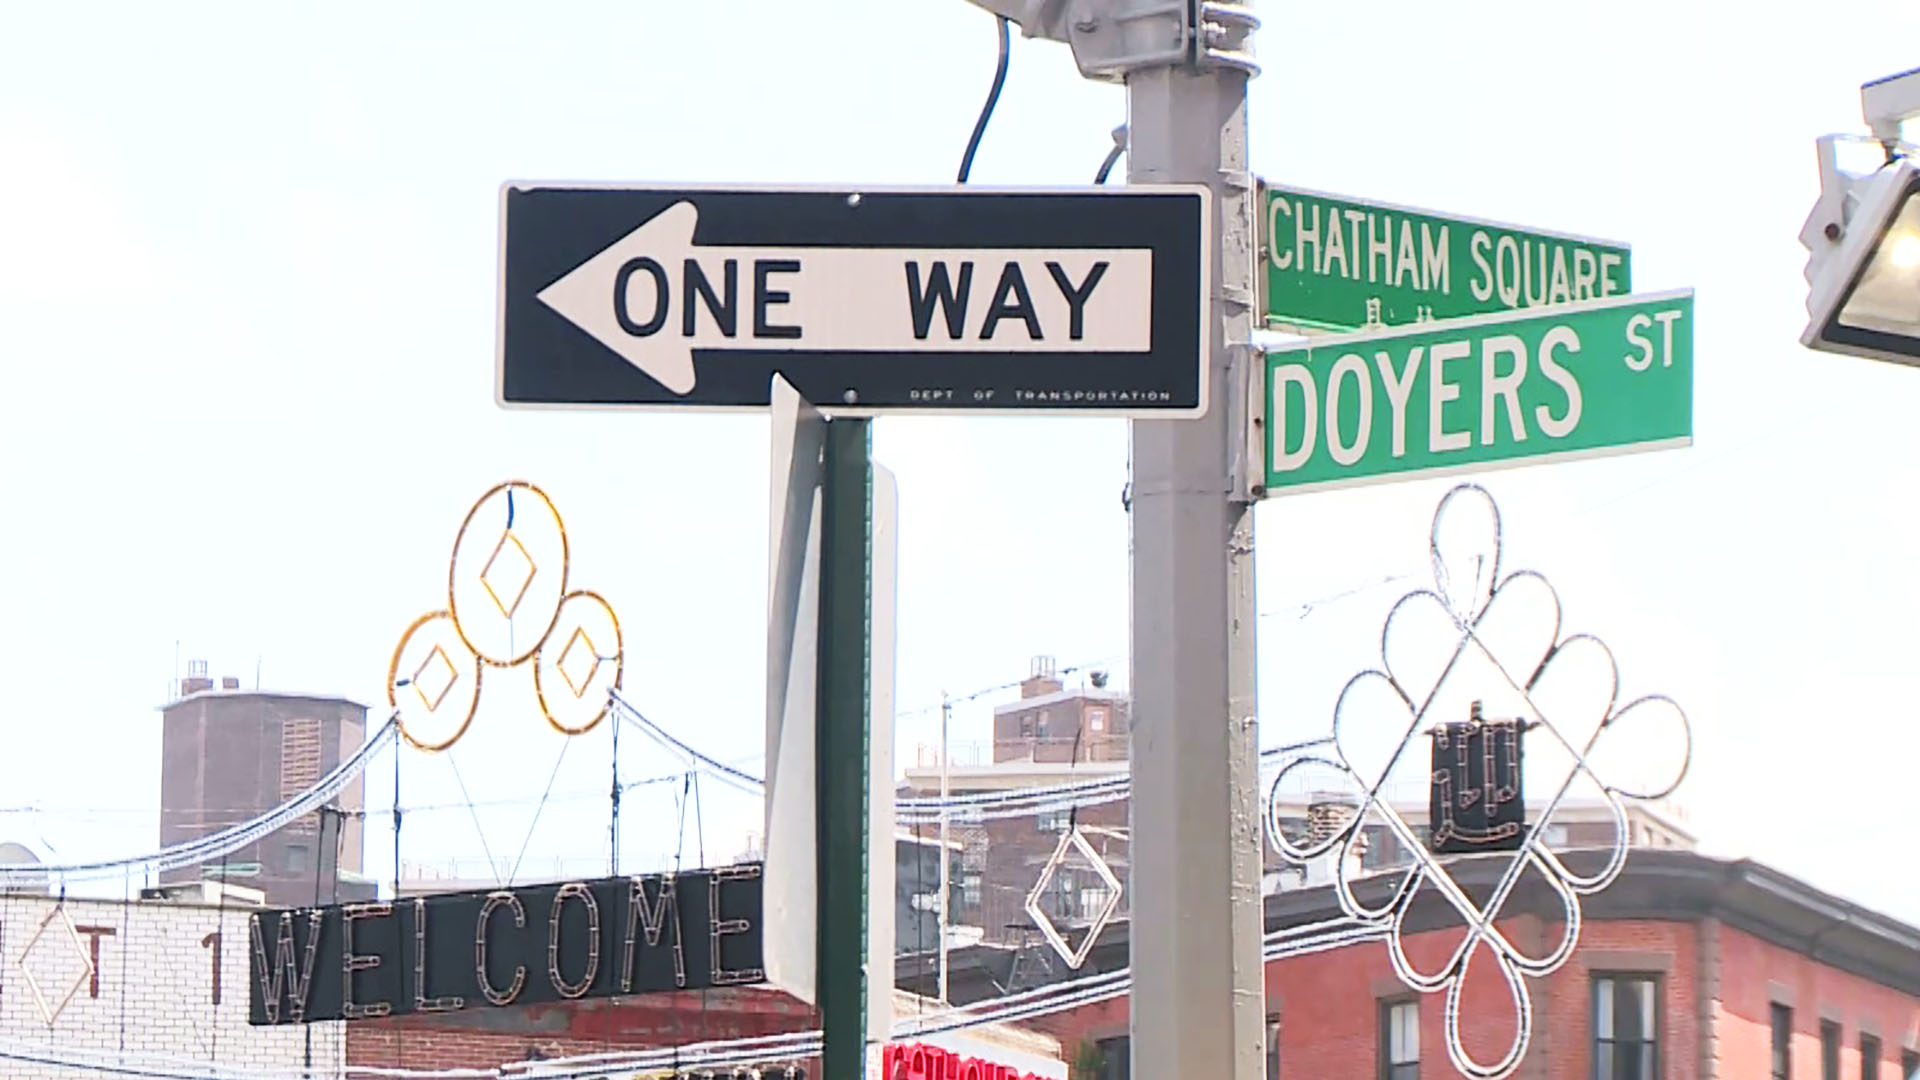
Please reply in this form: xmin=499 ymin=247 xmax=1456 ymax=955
xmin=957 ymin=0 xmax=1260 ymax=79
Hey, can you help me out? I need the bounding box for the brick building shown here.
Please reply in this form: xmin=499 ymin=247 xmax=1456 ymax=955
xmin=900 ymin=657 xmax=1132 ymax=956
xmin=341 ymin=989 xmax=1063 ymax=1077
xmin=910 ymin=848 xmax=1920 ymax=1080
xmin=158 ymin=662 xmax=371 ymax=907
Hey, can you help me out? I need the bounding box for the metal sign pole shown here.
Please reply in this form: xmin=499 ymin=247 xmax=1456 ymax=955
xmin=817 ymin=417 xmax=875 ymax=1079
xmin=1125 ymin=46 xmax=1267 ymax=1080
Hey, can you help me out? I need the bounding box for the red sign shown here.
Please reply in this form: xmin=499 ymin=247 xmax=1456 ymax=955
xmin=880 ymin=1041 xmax=1052 ymax=1080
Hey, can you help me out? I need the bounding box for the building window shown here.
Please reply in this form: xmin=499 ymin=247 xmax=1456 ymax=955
xmin=1361 ymin=825 xmax=1402 ymax=870
xmin=1088 ymin=707 xmax=1108 ymax=733
xmin=1267 ymin=1012 xmax=1281 ymax=1080
xmin=1096 ymin=1035 xmax=1129 ymax=1080
xmin=1900 ymin=1049 xmax=1917 ymax=1080
xmin=1824 ymin=1022 xmax=1843 ymax=1080
xmin=1380 ymin=999 xmax=1418 ymax=1080
xmin=1773 ymin=1004 xmax=1794 ymax=1080
xmin=1861 ymin=1033 xmax=1881 ymax=1080
xmin=1050 ymin=870 xmax=1079 ymax=920
xmin=960 ymin=873 xmax=981 ymax=910
xmin=285 ymin=843 xmax=310 ymax=873
xmin=1038 ymin=808 xmax=1071 ymax=833
xmin=1593 ymin=974 xmax=1659 ymax=1080
xmin=1020 ymin=715 xmax=1035 ymax=739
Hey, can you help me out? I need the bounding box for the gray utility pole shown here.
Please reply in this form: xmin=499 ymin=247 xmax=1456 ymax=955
xmin=951 ymin=3 xmax=1265 ymax=1077
xmin=1124 ymin=27 xmax=1264 ymax=1080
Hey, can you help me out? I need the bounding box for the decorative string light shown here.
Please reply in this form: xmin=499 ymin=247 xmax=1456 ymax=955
xmin=1263 ymin=484 xmax=1691 ymax=1080
xmin=545 ymin=884 xmax=601 ymax=999
xmin=390 ymin=481 xmax=624 ymax=751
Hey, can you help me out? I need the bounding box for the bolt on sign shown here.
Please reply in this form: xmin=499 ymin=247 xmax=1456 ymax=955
xmin=1259 ymin=289 xmax=1694 ymax=495
xmin=247 ymin=867 xmax=763 ymax=1024
xmin=1259 ymin=183 xmax=1633 ymax=333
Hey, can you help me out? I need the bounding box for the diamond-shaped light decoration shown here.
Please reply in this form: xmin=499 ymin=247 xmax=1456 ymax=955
xmin=1024 ymin=825 xmax=1123 ymax=970
xmin=411 ymin=644 xmax=459 ymax=712
xmin=556 ymin=626 xmax=601 ymax=699
xmin=480 ymin=530 xmax=537 ymax=619
xmin=16 ymin=905 xmax=94 ymax=1025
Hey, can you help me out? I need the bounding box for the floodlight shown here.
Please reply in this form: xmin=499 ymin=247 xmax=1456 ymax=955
xmin=1800 ymin=65 xmax=1920 ymax=367
xmin=1801 ymin=155 xmax=1920 ymax=365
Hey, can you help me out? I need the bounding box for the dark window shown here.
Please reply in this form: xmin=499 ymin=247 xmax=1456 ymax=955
xmin=1593 ymin=974 xmax=1660 ymax=1080
xmin=1267 ymin=1012 xmax=1281 ymax=1080
xmin=1900 ymin=1049 xmax=1917 ymax=1080
xmin=1380 ymin=999 xmax=1418 ymax=1080
xmin=1773 ymin=1004 xmax=1795 ymax=1080
xmin=1824 ymin=1021 xmax=1843 ymax=1080
xmin=1861 ymin=1033 xmax=1881 ymax=1080
xmin=1096 ymin=1035 xmax=1130 ymax=1080
xmin=1362 ymin=825 xmax=1401 ymax=870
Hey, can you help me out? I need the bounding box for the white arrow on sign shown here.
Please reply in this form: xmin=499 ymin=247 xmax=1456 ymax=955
xmin=534 ymin=201 xmax=1156 ymax=394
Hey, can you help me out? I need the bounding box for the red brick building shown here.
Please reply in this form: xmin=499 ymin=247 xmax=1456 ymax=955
xmin=935 ymin=849 xmax=1920 ymax=1080
xmin=344 ymin=987 xmax=816 ymax=1073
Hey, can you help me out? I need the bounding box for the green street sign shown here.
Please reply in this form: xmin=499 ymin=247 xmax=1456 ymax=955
xmin=1259 ymin=290 xmax=1693 ymax=496
xmin=1260 ymin=183 xmax=1633 ymax=333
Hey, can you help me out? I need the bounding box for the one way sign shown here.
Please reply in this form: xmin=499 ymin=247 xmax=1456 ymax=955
xmin=496 ymin=183 xmax=1210 ymax=416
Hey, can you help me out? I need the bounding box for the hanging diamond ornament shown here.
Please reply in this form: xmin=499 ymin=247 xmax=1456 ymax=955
xmin=1024 ymin=824 xmax=1124 ymax=971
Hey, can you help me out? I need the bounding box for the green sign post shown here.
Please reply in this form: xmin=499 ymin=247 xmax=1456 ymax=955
xmin=1259 ymin=289 xmax=1694 ymax=495
xmin=1261 ymin=183 xmax=1634 ymax=333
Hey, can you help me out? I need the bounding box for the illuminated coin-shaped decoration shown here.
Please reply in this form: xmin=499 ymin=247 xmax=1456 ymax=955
xmin=532 ymin=589 xmax=624 ymax=736
xmin=448 ymin=481 xmax=569 ymax=668
xmin=387 ymin=611 xmax=484 ymax=752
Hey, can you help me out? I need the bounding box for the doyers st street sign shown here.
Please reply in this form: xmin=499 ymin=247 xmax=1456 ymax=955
xmin=1260 ymin=289 xmax=1693 ymax=495
xmin=1260 ymin=183 xmax=1633 ymax=333
xmin=497 ymin=183 xmax=1210 ymax=416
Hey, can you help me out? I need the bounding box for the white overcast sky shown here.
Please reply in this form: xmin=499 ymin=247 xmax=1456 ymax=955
xmin=3 ymin=2 xmax=1919 ymax=924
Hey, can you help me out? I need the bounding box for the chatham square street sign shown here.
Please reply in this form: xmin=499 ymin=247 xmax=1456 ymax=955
xmin=496 ymin=183 xmax=1210 ymax=416
xmin=249 ymin=865 xmax=763 ymax=1024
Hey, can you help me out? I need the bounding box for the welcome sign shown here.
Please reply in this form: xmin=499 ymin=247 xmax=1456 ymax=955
xmin=248 ymin=865 xmax=765 ymax=1024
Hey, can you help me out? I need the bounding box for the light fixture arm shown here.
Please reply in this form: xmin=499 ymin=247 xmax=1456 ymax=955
xmin=1863 ymin=66 xmax=1920 ymax=147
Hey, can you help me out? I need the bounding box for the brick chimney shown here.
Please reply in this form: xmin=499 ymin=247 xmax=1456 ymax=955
xmin=1020 ymin=655 xmax=1063 ymax=699
xmin=1305 ymin=794 xmax=1359 ymax=848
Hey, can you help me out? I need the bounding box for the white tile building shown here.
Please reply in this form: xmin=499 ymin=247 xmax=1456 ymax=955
xmin=0 ymin=885 xmax=346 ymax=1079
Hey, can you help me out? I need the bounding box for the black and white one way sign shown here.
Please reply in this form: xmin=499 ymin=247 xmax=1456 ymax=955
xmin=496 ymin=183 xmax=1210 ymax=415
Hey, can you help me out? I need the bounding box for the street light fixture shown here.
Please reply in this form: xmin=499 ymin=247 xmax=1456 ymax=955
xmin=1800 ymin=66 xmax=1920 ymax=366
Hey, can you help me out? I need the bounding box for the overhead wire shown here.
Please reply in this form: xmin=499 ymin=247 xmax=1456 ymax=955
xmin=0 ymin=683 xmax=1334 ymax=889
xmin=0 ymin=715 xmax=400 ymax=887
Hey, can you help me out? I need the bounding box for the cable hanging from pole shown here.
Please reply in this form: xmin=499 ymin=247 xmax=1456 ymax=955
xmin=956 ymin=14 xmax=1011 ymax=183
xmin=609 ymin=698 xmax=621 ymax=877
xmin=1094 ymin=123 xmax=1127 ymax=184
